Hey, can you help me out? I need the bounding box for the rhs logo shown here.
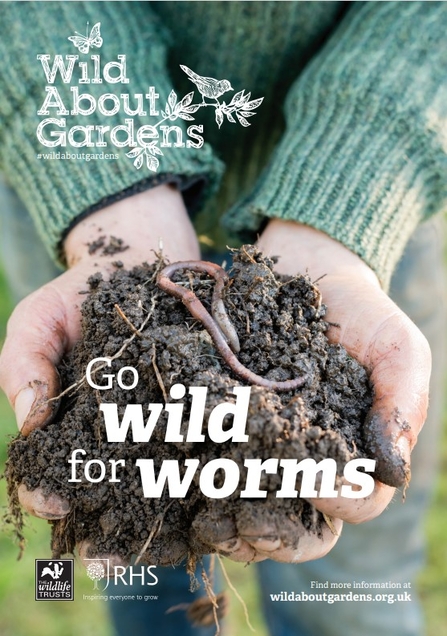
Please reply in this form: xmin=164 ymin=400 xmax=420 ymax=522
xmin=84 ymin=558 xmax=159 ymax=591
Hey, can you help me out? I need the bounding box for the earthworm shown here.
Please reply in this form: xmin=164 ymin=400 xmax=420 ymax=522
xmin=158 ymin=261 xmax=240 ymax=352
xmin=157 ymin=261 xmax=306 ymax=392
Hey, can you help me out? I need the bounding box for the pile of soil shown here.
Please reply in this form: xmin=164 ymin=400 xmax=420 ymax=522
xmin=6 ymin=246 xmax=373 ymax=566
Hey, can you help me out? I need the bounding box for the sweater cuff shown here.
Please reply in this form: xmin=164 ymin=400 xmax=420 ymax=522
xmin=223 ymin=2 xmax=447 ymax=290
xmin=223 ymin=103 xmax=428 ymax=290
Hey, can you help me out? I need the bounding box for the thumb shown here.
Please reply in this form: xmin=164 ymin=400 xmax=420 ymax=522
xmin=13 ymin=376 xmax=60 ymax=437
xmin=319 ymin=278 xmax=432 ymax=491
xmin=0 ymin=282 xmax=78 ymax=435
xmin=362 ymin=309 xmax=431 ymax=488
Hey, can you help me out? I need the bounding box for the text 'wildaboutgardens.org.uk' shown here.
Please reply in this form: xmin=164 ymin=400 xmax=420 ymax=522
xmin=270 ymin=580 xmax=413 ymax=604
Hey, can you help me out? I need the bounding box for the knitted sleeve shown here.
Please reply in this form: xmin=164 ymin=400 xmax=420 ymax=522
xmin=223 ymin=1 xmax=447 ymax=289
xmin=0 ymin=1 xmax=223 ymax=262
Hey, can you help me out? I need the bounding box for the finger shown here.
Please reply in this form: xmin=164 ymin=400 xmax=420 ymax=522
xmin=238 ymin=515 xmax=342 ymax=563
xmin=214 ymin=538 xmax=262 ymax=563
xmin=142 ymin=533 xmax=189 ymax=567
xmin=18 ymin=484 xmax=70 ymax=519
xmin=191 ymin=511 xmax=238 ymax=546
xmin=239 ymin=532 xmax=282 ymax=553
xmin=262 ymin=519 xmax=342 ymax=563
xmin=0 ymin=284 xmax=72 ymax=434
xmin=236 ymin=514 xmax=284 ymax=553
xmin=78 ymin=541 xmax=130 ymax=573
xmin=191 ymin=510 xmax=262 ymax=562
xmin=308 ymin=480 xmax=394 ymax=524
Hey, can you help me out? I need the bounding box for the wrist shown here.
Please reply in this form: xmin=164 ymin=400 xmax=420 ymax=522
xmin=258 ymin=219 xmax=380 ymax=289
xmin=63 ymin=184 xmax=200 ymax=270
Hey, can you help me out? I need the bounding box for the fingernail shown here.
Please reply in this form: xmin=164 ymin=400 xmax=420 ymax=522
xmin=244 ymin=536 xmax=281 ymax=552
xmin=15 ymin=387 xmax=36 ymax=431
xmin=35 ymin=497 xmax=70 ymax=519
xmin=215 ymin=537 xmax=242 ymax=553
xmin=35 ymin=511 xmax=67 ymax=520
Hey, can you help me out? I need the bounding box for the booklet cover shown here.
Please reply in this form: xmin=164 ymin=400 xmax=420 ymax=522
xmin=0 ymin=2 xmax=446 ymax=636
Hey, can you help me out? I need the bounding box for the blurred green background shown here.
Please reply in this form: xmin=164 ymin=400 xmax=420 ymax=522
xmin=0 ymin=264 xmax=446 ymax=636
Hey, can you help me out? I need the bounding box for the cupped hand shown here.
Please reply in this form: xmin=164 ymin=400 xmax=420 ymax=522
xmin=0 ymin=184 xmax=200 ymax=531
xmin=209 ymin=219 xmax=430 ymax=565
xmin=3 ymin=212 xmax=429 ymax=568
xmin=226 ymin=218 xmax=430 ymax=564
xmin=0 ymin=202 xmax=343 ymax=567
xmin=247 ymin=220 xmax=431 ymax=560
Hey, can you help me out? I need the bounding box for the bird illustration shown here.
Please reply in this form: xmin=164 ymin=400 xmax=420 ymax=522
xmin=180 ymin=65 xmax=233 ymax=103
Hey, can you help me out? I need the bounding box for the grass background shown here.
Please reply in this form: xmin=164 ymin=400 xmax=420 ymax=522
xmin=0 ymin=265 xmax=445 ymax=636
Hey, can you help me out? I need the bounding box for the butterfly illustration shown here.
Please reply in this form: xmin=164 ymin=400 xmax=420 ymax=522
xmin=68 ymin=22 xmax=103 ymax=54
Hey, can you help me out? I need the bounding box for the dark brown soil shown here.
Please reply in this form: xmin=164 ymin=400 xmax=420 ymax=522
xmin=5 ymin=246 xmax=373 ymax=566
xmin=88 ymin=235 xmax=129 ymax=256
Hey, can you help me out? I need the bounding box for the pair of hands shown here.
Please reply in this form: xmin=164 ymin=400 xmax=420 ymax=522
xmin=0 ymin=184 xmax=431 ymax=566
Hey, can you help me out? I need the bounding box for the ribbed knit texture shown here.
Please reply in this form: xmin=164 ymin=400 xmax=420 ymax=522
xmin=1 ymin=2 xmax=447 ymax=286
xmin=151 ymin=0 xmax=345 ymax=250
xmin=223 ymin=2 xmax=447 ymax=288
xmin=0 ymin=2 xmax=224 ymax=262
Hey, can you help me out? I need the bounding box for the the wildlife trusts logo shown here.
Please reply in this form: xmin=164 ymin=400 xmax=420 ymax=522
xmin=35 ymin=559 xmax=74 ymax=601
xmin=35 ymin=22 xmax=264 ymax=171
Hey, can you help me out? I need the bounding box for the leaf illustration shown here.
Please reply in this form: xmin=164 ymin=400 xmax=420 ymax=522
xmin=168 ymin=90 xmax=177 ymax=111
xmin=236 ymin=112 xmax=250 ymax=127
xmin=177 ymin=113 xmax=195 ymax=121
xmin=134 ymin=154 xmax=144 ymax=169
xmin=225 ymin=111 xmax=236 ymax=123
xmin=243 ymin=97 xmax=264 ymax=110
xmin=177 ymin=91 xmax=194 ymax=109
xmin=239 ymin=110 xmax=256 ymax=118
xmin=146 ymin=142 xmax=163 ymax=156
xmin=215 ymin=108 xmax=224 ymax=128
xmin=126 ymin=147 xmax=144 ymax=159
xmin=229 ymin=90 xmax=245 ymax=106
xmin=183 ymin=104 xmax=201 ymax=114
xmin=146 ymin=154 xmax=159 ymax=172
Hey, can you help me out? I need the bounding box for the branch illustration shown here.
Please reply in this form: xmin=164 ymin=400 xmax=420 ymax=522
xmin=126 ymin=84 xmax=264 ymax=171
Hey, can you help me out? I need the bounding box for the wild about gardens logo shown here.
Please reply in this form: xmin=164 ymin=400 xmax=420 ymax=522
xmin=35 ymin=22 xmax=263 ymax=170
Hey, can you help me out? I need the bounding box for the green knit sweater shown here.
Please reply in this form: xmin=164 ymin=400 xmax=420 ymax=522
xmin=1 ymin=1 xmax=447 ymax=288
